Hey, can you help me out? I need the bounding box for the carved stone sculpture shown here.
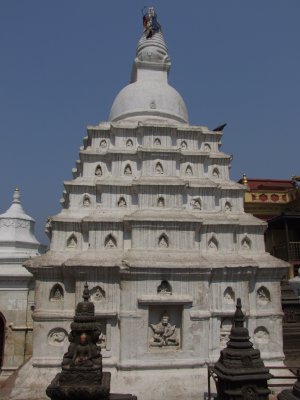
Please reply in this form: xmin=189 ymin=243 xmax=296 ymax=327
xmin=150 ymin=311 xmax=179 ymax=348
xmin=46 ymin=283 xmax=137 ymax=400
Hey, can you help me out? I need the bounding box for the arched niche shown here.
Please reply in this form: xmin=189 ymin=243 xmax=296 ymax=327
xmin=95 ymin=164 xmax=102 ymax=177
xmin=185 ymin=165 xmax=193 ymax=176
xmin=224 ymin=201 xmax=232 ymax=212
xmin=100 ymin=139 xmax=107 ymax=148
xmin=67 ymin=233 xmax=77 ymax=249
xmin=212 ymin=167 xmax=220 ymax=178
xmin=50 ymin=283 xmax=64 ymax=301
xmin=157 ymin=197 xmax=165 ymax=207
xmin=241 ymin=236 xmax=251 ymax=250
xmin=204 ymin=143 xmax=211 ymax=152
xmin=257 ymin=286 xmax=271 ymax=304
xmin=158 ymin=233 xmax=169 ymax=248
xmin=126 ymin=138 xmax=133 ymax=147
xmin=105 ymin=234 xmax=117 ymax=249
xmin=124 ymin=164 xmax=132 ymax=176
xmin=180 ymin=140 xmax=187 ymax=149
xmin=191 ymin=197 xmax=201 ymax=210
xmin=82 ymin=194 xmax=91 ymax=207
xmin=208 ymin=236 xmax=218 ymax=251
xmin=155 ymin=162 xmax=164 ymax=175
xmin=157 ymin=280 xmax=172 ymax=294
xmin=223 ymin=287 xmax=235 ymax=304
xmin=0 ymin=313 xmax=6 ymax=369
xmin=118 ymin=197 xmax=127 ymax=207
xmin=90 ymin=286 xmax=106 ymax=301
xmin=254 ymin=326 xmax=270 ymax=344
xmin=154 ymin=137 xmax=161 ymax=146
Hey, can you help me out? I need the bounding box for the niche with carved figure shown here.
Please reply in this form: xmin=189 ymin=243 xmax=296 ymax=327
xmin=90 ymin=286 xmax=106 ymax=302
xmin=157 ymin=197 xmax=165 ymax=207
xmin=50 ymin=284 xmax=64 ymax=301
xmin=241 ymin=236 xmax=251 ymax=250
xmin=212 ymin=167 xmax=220 ymax=178
xmin=224 ymin=201 xmax=232 ymax=212
xmin=185 ymin=165 xmax=193 ymax=176
xmin=148 ymin=307 xmax=181 ymax=351
xmin=100 ymin=139 xmax=107 ymax=148
xmin=154 ymin=137 xmax=161 ymax=146
xmin=180 ymin=140 xmax=187 ymax=149
xmin=157 ymin=280 xmax=172 ymax=295
xmin=117 ymin=197 xmax=127 ymax=207
xmin=204 ymin=143 xmax=211 ymax=152
xmin=67 ymin=233 xmax=77 ymax=249
xmin=191 ymin=197 xmax=201 ymax=210
xmin=256 ymin=286 xmax=271 ymax=305
xmin=155 ymin=162 xmax=164 ymax=175
xmin=223 ymin=287 xmax=235 ymax=304
xmin=208 ymin=236 xmax=218 ymax=251
xmin=254 ymin=326 xmax=270 ymax=344
xmin=124 ymin=164 xmax=132 ymax=176
xmin=95 ymin=165 xmax=102 ymax=177
xmin=126 ymin=138 xmax=133 ymax=147
xmin=105 ymin=234 xmax=117 ymax=249
xmin=82 ymin=194 xmax=91 ymax=207
xmin=158 ymin=233 xmax=169 ymax=248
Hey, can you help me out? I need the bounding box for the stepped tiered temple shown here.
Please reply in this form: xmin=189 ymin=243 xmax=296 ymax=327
xmin=14 ymin=8 xmax=288 ymax=400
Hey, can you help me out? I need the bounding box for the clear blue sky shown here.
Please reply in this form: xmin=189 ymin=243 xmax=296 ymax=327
xmin=1 ymin=1 xmax=299 ymax=243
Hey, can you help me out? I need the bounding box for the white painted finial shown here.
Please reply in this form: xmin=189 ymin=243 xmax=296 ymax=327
xmin=13 ymin=187 xmax=21 ymax=204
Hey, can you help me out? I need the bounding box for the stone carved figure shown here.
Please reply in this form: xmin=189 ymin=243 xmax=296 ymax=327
xmin=126 ymin=139 xmax=133 ymax=147
xmin=154 ymin=138 xmax=161 ymax=146
xmin=157 ymin=197 xmax=165 ymax=207
xmin=48 ymin=329 xmax=67 ymax=346
xmin=155 ymin=162 xmax=163 ymax=174
xmin=50 ymin=284 xmax=64 ymax=301
xmin=158 ymin=234 xmax=168 ymax=248
xmin=95 ymin=165 xmax=102 ymax=176
xmin=150 ymin=311 xmax=179 ymax=347
xmin=257 ymin=287 xmax=270 ymax=304
xmin=100 ymin=140 xmax=107 ymax=148
xmin=225 ymin=201 xmax=232 ymax=212
xmin=185 ymin=165 xmax=193 ymax=176
xmin=91 ymin=286 xmax=105 ymax=301
xmin=212 ymin=167 xmax=220 ymax=178
xmin=105 ymin=235 xmax=117 ymax=248
xmin=67 ymin=234 xmax=77 ymax=248
xmin=242 ymin=236 xmax=251 ymax=250
xmin=224 ymin=287 xmax=235 ymax=304
xmin=157 ymin=280 xmax=172 ymax=294
xmin=118 ymin=197 xmax=127 ymax=207
xmin=180 ymin=140 xmax=187 ymax=149
xmin=208 ymin=236 xmax=218 ymax=251
xmin=191 ymin=198 xmax=201 ymax=209
xmin=83 ymin=195 xmax=91 ymax=207
xmin=254 ymin=327 xmax=269 ymax=344
xmin=124 ymin=164 xmax=132 ymax=175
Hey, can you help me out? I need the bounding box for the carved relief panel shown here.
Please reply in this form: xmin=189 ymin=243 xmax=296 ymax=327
xmin=148 ymin=306 xmax=181 ymax=351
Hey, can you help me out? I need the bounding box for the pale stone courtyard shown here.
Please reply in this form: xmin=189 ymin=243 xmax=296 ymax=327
xmin=0 ymin=8 xmax=291 ymax=400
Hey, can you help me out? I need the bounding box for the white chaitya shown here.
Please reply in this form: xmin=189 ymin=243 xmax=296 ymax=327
xmin=0 ymin=189 xmax=42 ymax=380
xmin=9 ymin=8 xmax=288 ymax=400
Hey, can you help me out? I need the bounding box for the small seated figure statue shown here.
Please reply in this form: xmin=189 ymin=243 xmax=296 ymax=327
xmin=150 ymin=311 xmax=179 ymax=347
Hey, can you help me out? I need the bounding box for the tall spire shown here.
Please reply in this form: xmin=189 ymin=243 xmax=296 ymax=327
xmin=109 ymin=7 xmax=188 ymax=125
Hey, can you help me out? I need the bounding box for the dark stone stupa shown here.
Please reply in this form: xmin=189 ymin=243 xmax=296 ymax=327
xmin=213 ymin=298 xmax=272 ymax=400
xmin=46 ymin=283 xmax=136 ymax=400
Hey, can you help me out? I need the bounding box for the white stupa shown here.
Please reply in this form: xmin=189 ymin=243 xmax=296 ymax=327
xmin=0 ymin=188 xmax=42 ymax=379
xmin=4 ymin=8 xmax=288 ymax=400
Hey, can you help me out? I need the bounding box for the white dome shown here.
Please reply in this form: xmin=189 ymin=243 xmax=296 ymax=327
xmin=109 ymin=29 xmax=188 ymax=124
xmin=109 ymin=80 xmax=188 ymax=124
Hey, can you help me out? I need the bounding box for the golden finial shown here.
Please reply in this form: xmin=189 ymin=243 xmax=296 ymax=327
xmin=242 ymin=174 xmax=248 ymax=186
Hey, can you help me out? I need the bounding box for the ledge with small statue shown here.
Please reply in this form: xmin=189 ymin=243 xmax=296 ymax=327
xmin=46 ymin=283 xmax=136 ymax=400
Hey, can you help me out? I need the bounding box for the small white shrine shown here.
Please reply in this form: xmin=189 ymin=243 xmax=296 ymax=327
xmin=0 ymin=189 xmax=42 ymax=379
xmin=5 ymin=8 xmax=288 ymax=400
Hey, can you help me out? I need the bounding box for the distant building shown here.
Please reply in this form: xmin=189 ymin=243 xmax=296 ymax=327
xmin=239 ymin=175 xmax=300 ymax=277
xmin=0 ymin=188 xmax=43 ymax=379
